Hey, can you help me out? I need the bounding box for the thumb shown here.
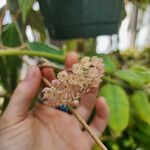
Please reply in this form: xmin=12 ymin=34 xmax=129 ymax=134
xmin=3 ymin=66 xmax=41 ymax=120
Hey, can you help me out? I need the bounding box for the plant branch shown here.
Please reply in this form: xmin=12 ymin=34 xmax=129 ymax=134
xmin=67 ymin=103 xmax=108 ymax=150
xmin=0 ymin=49 xmax=65 ymax=61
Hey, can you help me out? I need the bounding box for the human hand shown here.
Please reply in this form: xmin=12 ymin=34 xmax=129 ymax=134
xmin=0 ymin=52 xmax=109 ymax=150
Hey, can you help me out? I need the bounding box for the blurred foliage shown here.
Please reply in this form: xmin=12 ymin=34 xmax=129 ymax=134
xmin=87 ymin=48 xmax=150 ymax=150
xmin=0 ymin=1 xmax=150 ymax=150
xmin=129 ymin=0 xmax=150 ymax=9
xmin=130 ymin=0 xmax=150 ymax=4
xmin=100 ymin=84 xmax=129 ymax=134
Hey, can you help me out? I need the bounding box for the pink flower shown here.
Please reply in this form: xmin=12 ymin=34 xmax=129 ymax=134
xmin=41 ymin=56 xmax=104 ymax=107
xmin=57 ymin=71 xmax=69 ymax=82
xmin=68 ymin=74 xmax=79 ymax=85
xmin=72 ymin=63 xmax=83 ymax=75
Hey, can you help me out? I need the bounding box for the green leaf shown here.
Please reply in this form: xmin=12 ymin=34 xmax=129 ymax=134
xmin=26 ymin=9 xmax=46 ymax=41
xmin=137 ymin=121 xmax=150 ymax=137
xmin=0 ymin=57 xmax=7 ymax=87
xmin=131 ymin=66 xmax=150 ymax=83
xmin=0 ymin=56 xmax=22 ymax=94
xmin=100 ymin=84 xmax=129 ymax=133
xmin=115 ymin=70 xmax=145 ymax=87
xmin=137 ymin=71 xmax=150 ymax=84
xmin=131 ymin=90 xmax=150 ymax=125
xmin=1 ymin=22 xmax=22 ymax=93
xmin=18 ymin=0 xmax=34 ymax=22
xmin=28 ymin=42 xmax=64 ymax=55
xmin=6 ymin=56 xmax=22 ymax=93
xmin=2 ymin=23 xmax=23 ymax=47
xmin=134 ymin=122 xmax=150 ymax=149
xmin=101 ymin=55 xmax=117 ymax=73
xmin=28 ymin=42 xmax=65 ymax=63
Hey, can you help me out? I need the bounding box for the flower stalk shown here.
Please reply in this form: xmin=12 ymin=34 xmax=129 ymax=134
xmin=67 ymin=103 xmax=108 ymax=150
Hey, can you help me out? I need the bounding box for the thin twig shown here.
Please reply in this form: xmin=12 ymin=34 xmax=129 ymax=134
xmin=38 ymin=58 xmax=64 ymax=70
xmin=67 ymin=103 xmax=108 ymax=150
xmin=42 ymin=77 xmax=52 ymax=87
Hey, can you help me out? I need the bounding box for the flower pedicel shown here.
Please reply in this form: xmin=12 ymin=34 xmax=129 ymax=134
xmin=41 ymin=56 xmax=104 ymax=108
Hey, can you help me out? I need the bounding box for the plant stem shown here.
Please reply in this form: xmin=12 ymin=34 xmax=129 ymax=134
xmin=67 ymin=103 xmax=108 ymax=150
xmin=0 ymin=50 xmax=65 ymax=61
xmin=42 ymin=76 xmax=108 ymax=150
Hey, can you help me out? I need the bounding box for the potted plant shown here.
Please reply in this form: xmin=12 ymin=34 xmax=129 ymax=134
xmin=39 ymin=0 xmax=124 ymax=39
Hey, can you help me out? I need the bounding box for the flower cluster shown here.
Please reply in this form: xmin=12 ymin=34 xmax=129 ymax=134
xmin=41 ymin=56 xmax=104 ymax=107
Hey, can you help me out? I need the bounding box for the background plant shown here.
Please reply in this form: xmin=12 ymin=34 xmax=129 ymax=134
xmin=0 ymin=1 xmax=150 ymax=150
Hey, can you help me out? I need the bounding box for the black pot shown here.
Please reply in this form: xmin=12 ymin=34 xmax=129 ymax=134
xmin=39 ymin=0 xmax=124 ymax=39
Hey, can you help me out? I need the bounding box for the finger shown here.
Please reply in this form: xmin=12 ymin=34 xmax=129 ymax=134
xmin=89 ymin=97 xmax=109 ymax=137
xmin=41 ymin=52 xmax=78 ymax=81
xmin=65 ymin=51 xmax=78 ymax=69
xmin=76 ymin=88 xmax=98 ymax=124
xmin=3 ymin=66 xmax=41 ymax=118
xmin=42 ymin=67 xmax=56 ymax=81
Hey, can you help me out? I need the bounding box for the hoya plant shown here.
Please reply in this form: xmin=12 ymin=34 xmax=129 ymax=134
xmin=0 ymin=0 xmax=150 ymax=150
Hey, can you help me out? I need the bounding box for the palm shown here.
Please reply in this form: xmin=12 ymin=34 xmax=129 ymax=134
xmin=5 ymin=104 xmax=91 ymax=150
xmin=28 ymin=105 xmax=91 ymax=150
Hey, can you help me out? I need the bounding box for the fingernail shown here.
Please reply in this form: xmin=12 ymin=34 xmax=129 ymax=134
xmin=99 ymin=96 xmax=106 ymax=102
xmin=25 ymin=67 xmax=36 ymax=81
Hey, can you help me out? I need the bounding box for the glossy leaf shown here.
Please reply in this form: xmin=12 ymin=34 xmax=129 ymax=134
xmin=26 ymin=9 xmax=46 ymax=41
xmin=101 ymin=55 xmax=117 ymax=73
xmin=28 ymin=42 xmax=64 ymax=55
xmin=131 ymin=65 xmax=150 ymax=83
xmin=131 ymin=91 xmax=150 ymax=125
xmin=137 ymin=121 xmax=150 ymax=137
xmin=6 ymin=56 xmax=22 ymax=93
xmin=0 ymin=56 xmax=21 ymax=93
xmin=1 ymin=23 xmax=22 ymax=93
xmin=137 ymin=71 xmax=150 ymax=84
xmin=2 ymin=23 xmax=23 ymax=47
xmin=18 ymin=0 xmax=34 ymax=22
xmin=100 ymin=84 xmax=129 ymax=133
xmin=28 ymin=42 xmax=65 ymax=63
xmin=130 ymin=121 xmax=150 ymax=147
xmin=115 ymin=70 xmax=145 ymax=87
